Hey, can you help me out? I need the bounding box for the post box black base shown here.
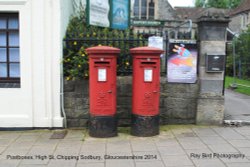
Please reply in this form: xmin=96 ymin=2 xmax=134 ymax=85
xmin=131 ymin=114 xmax=159 ymax=137
xmin=89 ymin=116 xmax=117 ymax=138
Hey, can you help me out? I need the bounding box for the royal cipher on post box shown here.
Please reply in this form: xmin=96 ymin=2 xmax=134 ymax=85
xmin=86 ymin=46 xmax=120 ymax=138
xmin=130 ymin=47 xmax=164 ymax=137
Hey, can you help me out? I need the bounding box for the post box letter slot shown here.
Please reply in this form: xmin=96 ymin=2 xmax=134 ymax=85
xmin=141 ymin=62 xmax=157 ymax=68
xmin=94 ymin=61 xmax=110 ymax=67
xmin=144 ymin=68 xmax=153 ymax=82
xmin=141 ymin=62 xmax=156 ymax=65
xmin=98 ymin=68 xmax=107 ymax=82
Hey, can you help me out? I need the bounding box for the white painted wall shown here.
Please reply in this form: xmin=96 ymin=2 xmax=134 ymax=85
xmin=0 ymin=0 xmax=74 ymax=128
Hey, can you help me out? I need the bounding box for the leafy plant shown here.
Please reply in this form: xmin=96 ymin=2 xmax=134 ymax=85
xmin=63 ymin=8 xmax=147 ymax=80
xmin=195 ymin=0 xmax=242 ymax=8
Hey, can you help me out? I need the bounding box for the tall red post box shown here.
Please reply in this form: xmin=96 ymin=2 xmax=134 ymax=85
xmin=130 ymin=47 xmax=164 ymax=137
xmin=86 ymin=46 xmax=120 ymax=138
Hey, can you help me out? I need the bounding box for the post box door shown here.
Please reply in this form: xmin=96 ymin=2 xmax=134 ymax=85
xmin=90 ymin=58 xmax=116 ymax=116
xmin=134 ymin=59 xmax=160 ymax=116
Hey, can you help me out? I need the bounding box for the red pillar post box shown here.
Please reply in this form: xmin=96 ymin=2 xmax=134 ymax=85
xmin=86 ymin=46 xmax=120 ymax=138
xmin=130 ymin=47 xmax=164 ymax=137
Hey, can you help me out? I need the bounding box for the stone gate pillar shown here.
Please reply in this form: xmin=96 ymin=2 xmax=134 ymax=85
xmin=196 ymin=9 xmax=230 ymax=125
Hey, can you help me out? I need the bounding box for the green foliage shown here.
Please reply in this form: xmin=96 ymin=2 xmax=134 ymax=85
xmin=226 ymin=27 xmax=250 ymax=80
xmin=234 ymin=28 xmax=250 ymax=80
xmin=195 ymin=0 xmax=242 ymax=8
xmin=195 ymin=0 xmax=205 ymax=7
xmin=225 ymin=76 xmax=250 ymax=96
xmin=63 ymin=9 xmax=146 ymax=80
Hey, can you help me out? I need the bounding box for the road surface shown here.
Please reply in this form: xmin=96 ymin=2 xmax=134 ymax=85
xmin=225 ymin=89 xmax=250 ymax=121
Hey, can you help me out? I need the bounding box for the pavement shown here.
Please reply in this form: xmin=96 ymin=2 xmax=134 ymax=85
xmin=0 ymin=126 xmax=250 ymax=167
xmin=0 ymin=89 xmax=249 ymax=167
xmin=225 ymin=89 xmax=250 ymax=122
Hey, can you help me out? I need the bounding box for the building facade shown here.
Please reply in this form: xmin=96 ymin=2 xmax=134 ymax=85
xmin=0 ymin=0 xmax=77 ymax=128
xmin=229 ymin=0 xmax=250 ymax=34
xmin=131 ymin=0 xmax=178 ymax=33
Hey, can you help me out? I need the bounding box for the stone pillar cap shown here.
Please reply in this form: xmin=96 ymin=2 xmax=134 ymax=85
xmin=197 ymin=8 xmax=230 ymax=23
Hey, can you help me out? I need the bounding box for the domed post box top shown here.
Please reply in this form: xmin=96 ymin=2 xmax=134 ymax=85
xmin=86 ymin=46 xmax=120 ymax=55
xmin=130 ymin=46 xmax=164 ymax=55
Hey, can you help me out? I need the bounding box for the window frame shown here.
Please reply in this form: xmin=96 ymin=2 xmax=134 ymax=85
xmin=133 ymin=0 xmax=155 ymax=20
xmin=0 ymin=12 xmax=20 ymax=83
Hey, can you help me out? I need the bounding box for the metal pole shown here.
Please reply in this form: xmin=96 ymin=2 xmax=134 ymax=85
xmin=233 ymin=39 xmax=236 ymax=86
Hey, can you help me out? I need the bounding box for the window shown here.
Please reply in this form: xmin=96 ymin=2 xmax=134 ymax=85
xmin=0 ymin=13 xmax=20 ymax=83
xmin=141 ymin=0 xmax=147 ymax=19
xmin=134 ymin=0 xmax=140 ymax=19
xmin=149 ymin=0 xmax=155 ymax=20
xmin=133 ymin=0 xmax=155 ymax=20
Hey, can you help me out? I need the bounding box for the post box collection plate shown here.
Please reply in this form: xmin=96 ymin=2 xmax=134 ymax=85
xmin=144 ymin=68 xmax=153 ymax=82
xmin=98 ymin=68 xmax=107 ymax=82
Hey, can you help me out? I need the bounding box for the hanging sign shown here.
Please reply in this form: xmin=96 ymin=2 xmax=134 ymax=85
xmin=167 ymin=39 xmax=198 ymax=83
xmin=148 ymin=36 xmax=164 ymax=57
xmin=87 ymin=0 xmax=110 ymax=28
xmin=111 ymin=0 xmax=130 ymax=29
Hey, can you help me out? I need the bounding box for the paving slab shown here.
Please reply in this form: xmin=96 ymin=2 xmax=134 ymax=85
xmin=0 ymin=127 xmax=249 ymax=167
xmin=0 ymin=132 xmax=22 ymax=139
xmin=158 ymin=146 xmax=186 ymax=156
xmin=228 ymin=139 xmax=250 ymax=148
xmin=19 ymin=165 xmax=47 ymax=167
xmin=177 ymin=137 xmax=208 ymax=150
xmin=131 ymin=140 xmax=157 ymax=152
xmin=106 ymin=160 xmax=135 ymax=167
xmin=0 ymin=159 xmax=20 ymax=167
xmin=80 ymin=143 xmax=106 ymax=153
xmin=0 ymin=138 xmax=15 ymax=147
xmin=106 ymin=140 xmax=131 ymax=153
xmin=234 ymin=128 xmax=250 ymax=136
xmin=56 ymin=140 xmax=83 ymax=149
xmin=191 ymin=159 xmax=226 ymax=167
xmin=237 ymin=148 xmax=250 ymax=157
xmin=0 ymin=146 xmax=6 ymax=154
xmin=8 ymin=141 xmax=34 ymax=150
xmin=135 ymin=161 xmax=165 ymax=167
xmin=77 ymin=162 xmax=105 ymax=167
xmin=199 ymin=136 xmax=228 ymax=145
xmin=47 ymin=159 xmax=76 ymax=167
xmin=162 ymin=155 xmax=194 ymax=166
xmin=154 ymin=138 xmax=180 ymax=147
xmin=208 ymin=144 xmax=239 ymax=153
xmin=212 ymin=127 xmax=246 ymax=140
xmin=192 ymin=127 xmax=219 ymax=137
xmin=226 ymin=163 xmax=250 ymax=167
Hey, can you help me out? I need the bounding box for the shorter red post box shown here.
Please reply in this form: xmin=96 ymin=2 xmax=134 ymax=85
xmin=86 ymin=46 xmax=120 ymax=138
xmin=130 ymin=47 xmax=164 ymax=137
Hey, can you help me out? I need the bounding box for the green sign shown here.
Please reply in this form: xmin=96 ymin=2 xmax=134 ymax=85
xmin=131 ymin=20 xmax=163 ymax=27
xmin=111 ymin=0 xmax=130 ymax=30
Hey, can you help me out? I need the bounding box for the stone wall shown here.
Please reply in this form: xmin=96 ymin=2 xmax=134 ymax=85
xmin=157 ymin=0 xmax=177 ymax=20
xmin=196 ymin=9 xmax=229 ymax=125
xmin=64 ymin=76 xmax=199 ymax=127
